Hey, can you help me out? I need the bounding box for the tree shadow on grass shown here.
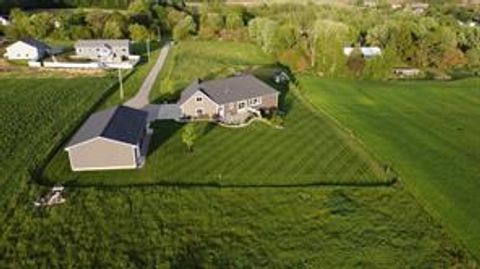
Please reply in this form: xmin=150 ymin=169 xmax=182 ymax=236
xmin=147 ymin=120 xmax=184 ymax=157
xmin=252 ymin=63 xmax=296 ymax=115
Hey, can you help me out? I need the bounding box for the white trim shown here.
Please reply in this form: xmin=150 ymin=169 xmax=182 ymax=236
xmin=69 ymin=144 xmax=139 ymax=171
xmin=237 ymin=100 xmax=247 ymax=112
xmin=248 ymin=96 xmax=262 ymax=106
xmin=65 ymin=136 xmax=137 ymax=151
xmin=218 ymin=105 xmax=225 ymax=118
xmin=71 ymin=164 xmax=138 ymax=171
xmin=179 ymin=90 xmax=219 ymax=111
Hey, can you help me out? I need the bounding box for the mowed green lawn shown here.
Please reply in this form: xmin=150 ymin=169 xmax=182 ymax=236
xmin=300 ymin=76 xmax=480 ymax=259
xmin=45 ymin=94 xmax=389 ymax=186
xmin=44 ymin=41 xmax=389 ymax=186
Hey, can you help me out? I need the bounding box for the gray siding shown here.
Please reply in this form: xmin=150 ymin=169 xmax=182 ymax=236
xmin=75 ymin=44 xmax=130 ymax=63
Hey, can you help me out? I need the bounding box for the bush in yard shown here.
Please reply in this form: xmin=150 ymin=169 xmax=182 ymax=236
xmin=225 ymin=12 xmax=243 ymax=30
xmin=181 ymin=123 xmax=198 ymax=152
xmin=346 ymin=48 xmax=366 ymax=78
xmin=266 ymin=110 xmax=284 ymax=127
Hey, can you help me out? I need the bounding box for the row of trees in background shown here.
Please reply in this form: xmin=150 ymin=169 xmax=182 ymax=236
xmin=1 ymin=0 xmax=190 ymax=43
xmin=178 ymin=1 xmax=480 ymax=78
xmin=1 ymin=1 xmax=479 ymax=78
xmin=0 ymin=0 xmax=187 ymax=13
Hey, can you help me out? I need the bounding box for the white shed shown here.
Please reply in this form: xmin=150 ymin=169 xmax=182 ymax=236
xmin=343 ymin=47 xmax=382 ymax=58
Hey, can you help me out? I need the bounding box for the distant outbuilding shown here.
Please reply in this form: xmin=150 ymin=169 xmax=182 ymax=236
xmin=3 ymin=38 xmax=51 ymax=61
xmin=393 ymin=67 xmax=421 ymax=78
xmin=65 ymin=106 xmax=149 ymax=171
xmin=343 ymin=47 xmax=382 ymax=58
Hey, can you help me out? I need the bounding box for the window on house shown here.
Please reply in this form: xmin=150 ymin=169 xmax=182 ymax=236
xmin=196 ymin=108 xmax=204 ymax=115
xmin=248 ymin=97 xmax=261 ymax=106
xmin=196 ymin=96 xmax=203 ymax=102
xmin=238 ymin=101 xmax=246 ymax=110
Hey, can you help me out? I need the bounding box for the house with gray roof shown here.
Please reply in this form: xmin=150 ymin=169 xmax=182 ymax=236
xmin=178 ymin=74 xmax=279 ymax=122
xmin=65 ymin=106 xmax=149 ymax=171
xmin=3 ymin=38 xmax=51 ymax=61
xmin=74 ymin=39 xmax=131 ymax=63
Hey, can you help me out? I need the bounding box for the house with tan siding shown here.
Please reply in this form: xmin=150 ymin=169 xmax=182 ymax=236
xmin=65 ymin=106 xmax=149 ymax=171
xmin=178 ymin=74 xmax=279 ymax=123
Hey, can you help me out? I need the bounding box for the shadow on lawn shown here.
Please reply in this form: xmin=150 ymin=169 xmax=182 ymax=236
xmin=252 ymin=63 xmax=296 ymax=115
xmin=46 ymin=177 xmax=398 ymax=189
xmin=147 ymin=120 xmax=184 ymax=157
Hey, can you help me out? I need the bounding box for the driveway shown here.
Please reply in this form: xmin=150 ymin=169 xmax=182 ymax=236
xmin=124 ymin=41 xmax=172 ymax=109
xmin=143 ymin=104 xmax=182 ymax=123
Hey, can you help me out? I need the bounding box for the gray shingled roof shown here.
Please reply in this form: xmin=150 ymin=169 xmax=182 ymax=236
xmin=66 ymin=106 xmax=148 ymax=149
xmin=21 ymin=38 xmax=50 ymax=50
xmin=74 ymin=39 xmax=130 ymax=48
xmin=178 ymin=74 xmax=278 ymax=105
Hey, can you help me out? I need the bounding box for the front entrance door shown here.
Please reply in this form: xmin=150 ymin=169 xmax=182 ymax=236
xmin=218 ymin=106 xmax=225 ymax=118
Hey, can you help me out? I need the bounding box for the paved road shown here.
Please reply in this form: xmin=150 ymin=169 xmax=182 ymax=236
xmin=124 ymin=41 xmax=171 ymax=109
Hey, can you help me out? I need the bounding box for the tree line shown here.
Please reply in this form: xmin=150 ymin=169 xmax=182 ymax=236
xmin=1 ymin=0 xmax=479 ymax=78
xmin=190 ymin=1 xmax=480 ymax=78
xmin=0 ymin=0 xmax=190 ymax=43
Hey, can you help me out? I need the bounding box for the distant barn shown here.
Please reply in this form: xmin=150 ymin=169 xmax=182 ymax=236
xmin=343 ymin=47 xmax=382 ymax=58
xmin=65 ymin=106 xmax=149 ymax=171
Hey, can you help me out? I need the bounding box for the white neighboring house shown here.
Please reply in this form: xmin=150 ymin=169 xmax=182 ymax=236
xmin=74 ymin=39 xmax=131 ymax=63
xmin=343 ymin=47 xmax=382 ymax=58
xmin=3 ymin=38 xmax=51 ymax=61
xmin=0 ymin=15 xmax=9 ymax=26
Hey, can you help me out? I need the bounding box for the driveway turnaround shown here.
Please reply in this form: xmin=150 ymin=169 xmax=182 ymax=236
xmin=124 ymin=41 xmax=171 ymax=109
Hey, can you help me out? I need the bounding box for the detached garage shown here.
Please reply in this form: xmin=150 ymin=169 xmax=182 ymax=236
xmin=65 ymin=106 xmax=149 ymax=171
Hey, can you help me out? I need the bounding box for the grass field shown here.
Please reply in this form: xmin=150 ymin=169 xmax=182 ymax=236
xmin=44 ymin=41 xmax=389 ymax=186
xmin=0 ymin=184 xmax=473 ymax=268
xmin=0 ymin=77 xmax=112 ymax=182
xmin=0 ymin=40 xmax=476 ymax=267
xmin=300 ymin=76 xmax=480 ymax=259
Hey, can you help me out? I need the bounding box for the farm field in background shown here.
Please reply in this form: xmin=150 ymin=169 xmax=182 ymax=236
xmin=300 ymin=76 xmax=480 ymax=259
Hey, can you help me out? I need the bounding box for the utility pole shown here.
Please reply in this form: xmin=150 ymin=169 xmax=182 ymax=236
xmin=118 ymin=69 xmax=124 ymax=100
xmin=146 ymin=39 xmax=151 ymax=62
